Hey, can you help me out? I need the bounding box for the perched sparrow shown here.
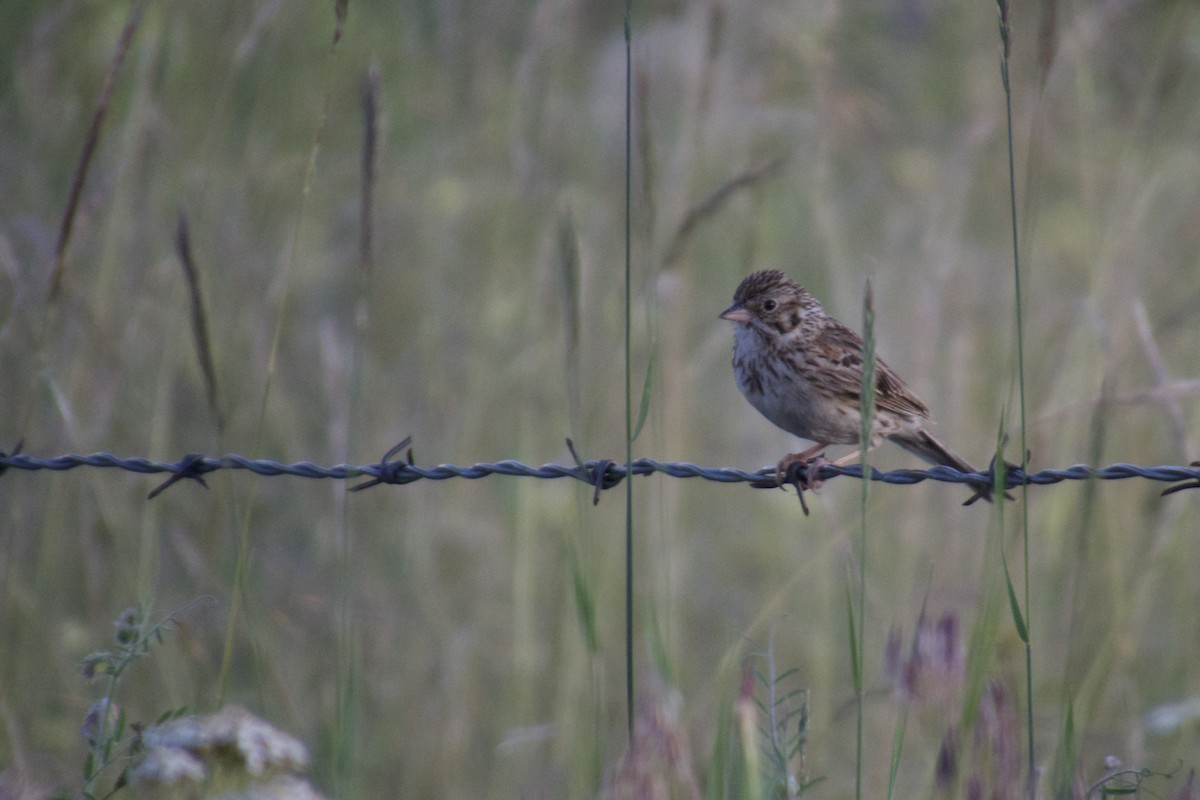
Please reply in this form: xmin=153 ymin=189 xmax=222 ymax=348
xmin=720 ymin=269 xmax=998 ymax=504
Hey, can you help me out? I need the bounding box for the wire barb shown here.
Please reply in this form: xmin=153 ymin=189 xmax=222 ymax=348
xmin=349 ymin=436 xmax=416 ymax=491
xmin=0 ymin=438 xmax=24 ymax=479
xmin=147 ymin=453 xmax=210 ymax=499
xmin=962 ymin=450 xmax=1021 ymax=507
xmin=566 ymin=438 xmax=620 ymax=505
xmin=1160 ymin=461 xmax=1200 ymax=497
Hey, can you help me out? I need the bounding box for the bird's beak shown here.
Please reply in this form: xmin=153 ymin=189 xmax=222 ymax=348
xmin=720 ymin=302 xmax=751 ymax=324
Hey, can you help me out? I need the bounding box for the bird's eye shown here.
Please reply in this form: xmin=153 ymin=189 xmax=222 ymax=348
xmin=762 ymin=299 xmax=777 ymax=312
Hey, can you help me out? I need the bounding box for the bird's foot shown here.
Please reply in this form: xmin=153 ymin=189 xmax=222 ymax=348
xmin=775 ymin=452 xmax=829 ymax=491
xmin=744 ymin=453 xmax=830 ymax=515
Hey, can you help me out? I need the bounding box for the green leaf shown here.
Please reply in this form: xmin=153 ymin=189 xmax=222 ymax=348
xmin=886 ymin=707 xmax=907 ymax=800
xmin=631 ymin=349 xmax=656 ymax=443
xmin=156 ymin=705 xmax=189 ymax=725
xmin=844 ymin=582 xmax=861 ymax=693
xmin=705 ymin=698 xmax=733 ymax=800
xmin=1000 ymin=539 xmax=1028 ymax=643
xmin=994 ymin=444 xmax=1008 ymax=502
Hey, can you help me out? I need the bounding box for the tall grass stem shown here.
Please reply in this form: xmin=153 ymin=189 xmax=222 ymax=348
xmin=996 ymin=0 xmax=1035 ymax=792
xmin=854 ymin=279 xmax=876 ymax=800
xmin=623 ymin=1 xmax=635 ymax=743
xmin=215 ymin=3 xmax=344 ymax=705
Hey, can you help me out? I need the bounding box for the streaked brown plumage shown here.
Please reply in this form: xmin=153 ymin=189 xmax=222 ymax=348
xmin=720 ymin=269 xmax=996 ymax=503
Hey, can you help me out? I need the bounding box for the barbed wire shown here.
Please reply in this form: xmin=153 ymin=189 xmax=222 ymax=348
xmin=2 ymin=438 xmax=1198 ymax=504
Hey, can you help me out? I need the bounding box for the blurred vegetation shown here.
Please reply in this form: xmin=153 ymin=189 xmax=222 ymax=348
xmin=1 ymin=0 xmax=1199 ymax=797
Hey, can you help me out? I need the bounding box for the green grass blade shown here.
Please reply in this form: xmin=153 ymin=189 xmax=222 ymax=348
xmin=844 ymin=580 xmax=861 ymax=694
xmin=885 ymin=707 xmax=907 ymax=800
xmin=706 ymin=691 xmax=732 ymax=800
xmin=631 ymin=348 xmax=656 ymax=443
xmin=1000 ymin=537 xmax=1028 ymax=643
xmin=1052 ymin=696 xmax=1077 ymax=796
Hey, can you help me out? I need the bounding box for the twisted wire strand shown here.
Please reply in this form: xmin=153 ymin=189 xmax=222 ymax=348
xmin=2 ymin=448 xmax=1199 ymax=497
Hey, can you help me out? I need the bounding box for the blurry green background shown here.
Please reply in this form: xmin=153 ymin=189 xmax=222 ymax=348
xmin=2 ymin=0 xmax=1199 ymax=797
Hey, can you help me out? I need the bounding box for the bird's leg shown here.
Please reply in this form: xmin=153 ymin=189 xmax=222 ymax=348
xmin=825 ymin=442 xmax=889 ymax=467
xmin=828 ymin=449 xmax=860 ymax=467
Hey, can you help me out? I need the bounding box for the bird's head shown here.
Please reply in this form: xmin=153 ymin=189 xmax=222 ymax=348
xmin=720 ymin=270 xmax=822 ymax=335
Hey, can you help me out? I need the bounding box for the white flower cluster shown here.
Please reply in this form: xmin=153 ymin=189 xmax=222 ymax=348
xmin=130 ymin=705 xmax=325 ymax=799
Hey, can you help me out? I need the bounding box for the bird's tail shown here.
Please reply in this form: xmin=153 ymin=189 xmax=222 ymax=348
xmin=893 ymin=430 xmax=1004 ymax=505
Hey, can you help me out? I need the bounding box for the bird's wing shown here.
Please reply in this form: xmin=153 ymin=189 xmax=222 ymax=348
xmin=809 ymin=323 xmax=930 ymax=419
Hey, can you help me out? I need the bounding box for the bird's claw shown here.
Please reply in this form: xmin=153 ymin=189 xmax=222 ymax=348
xmin=754 ymin=452 xmax=829 ymax=516
xmin=777 ymin=453 xmax=827 ymax=490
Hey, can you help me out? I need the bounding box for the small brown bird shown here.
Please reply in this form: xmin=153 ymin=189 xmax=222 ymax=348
xmin=720 ymin=269 xmax=997 ymax=504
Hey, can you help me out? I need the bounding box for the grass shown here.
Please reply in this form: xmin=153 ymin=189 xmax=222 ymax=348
xmin=2 ymin=1 xmax=1200 ymax=797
